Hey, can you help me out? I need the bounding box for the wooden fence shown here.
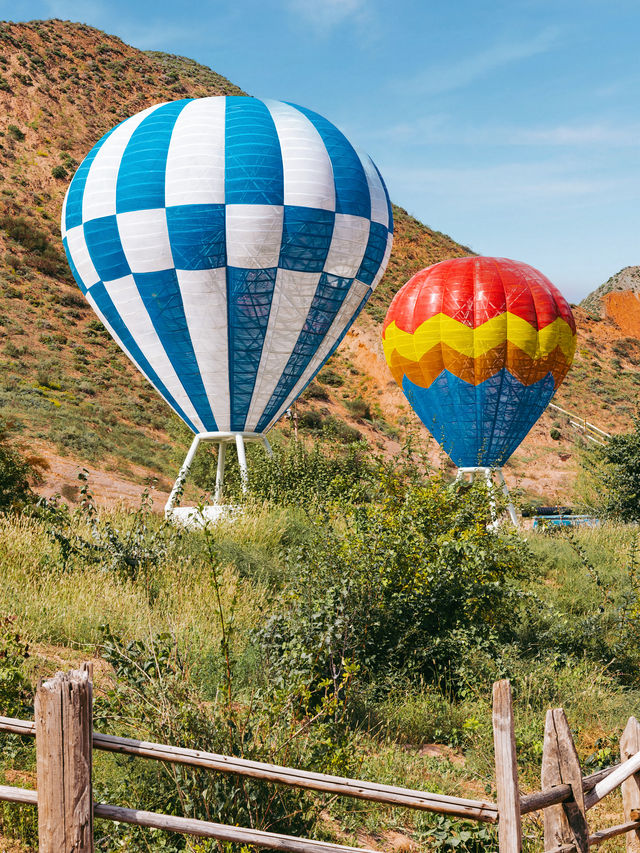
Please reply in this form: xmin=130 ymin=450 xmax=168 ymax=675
xmin=547 ymin=403 xmax=611 ymax=447
xmin=2 ymin=667 xmax=640 ymax=851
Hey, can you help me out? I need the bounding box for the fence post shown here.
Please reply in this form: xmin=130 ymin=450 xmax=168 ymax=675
xmin=492 ymin=680 xmax=522 ymax=853
xmin=541 ymin=708 xmax=588 ymax=853
xmin=620 ymin=716 xmax=640 ymax=853
xmin=35 ymin=662 xmax=94 ymax=852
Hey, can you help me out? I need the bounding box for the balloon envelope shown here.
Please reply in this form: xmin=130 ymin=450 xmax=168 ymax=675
xmin=382 ymin=257 xmax=576 ymax=467
xmin=62 ymin=96 xmax=393 ymax=434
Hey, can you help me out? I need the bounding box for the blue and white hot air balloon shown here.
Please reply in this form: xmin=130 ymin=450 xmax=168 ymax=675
xmin=61 ymin=96 xmax=393 ymax=518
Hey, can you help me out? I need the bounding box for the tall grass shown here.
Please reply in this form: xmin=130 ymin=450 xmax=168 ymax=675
xmin=2 ymin=497 xmax=640 ymax=852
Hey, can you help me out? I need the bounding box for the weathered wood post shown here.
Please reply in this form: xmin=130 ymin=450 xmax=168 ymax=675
xmin=541 ymin=708 xmax=588 ymax=853
xmin=621 ymin=716 xmax=640 ymax=853
xmin=492 ymin=679 xmax=522 ymax=853
xmin=35 ymin=662 xmax=94 ymax=852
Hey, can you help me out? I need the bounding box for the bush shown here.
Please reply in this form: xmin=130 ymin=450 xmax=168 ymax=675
xmin=91 ymin=590 xmax=349 ymax=849
xmin=0 ymin=418 xmax=43 ymax=511
xmin=7 ymin=124 xmax=24 ymax=140
xmin=323 ymin=415 xmax=362 ymax=443
xmin=345 ymin=396 xmax=372 ymax=420
xmin=579 ymin=413 xmax=640 ymax=520
xmin=301 ymin=381 xmax=328 ymax=401
xmin=257 ymin=475 xmax=530 ymax=703
xmin=51 ymin=164 xmax=67 ymax=179
xmin=316 ymin=367 xmax=344 ymax=387
xmin=176 ymin=435 xmax=377 ymax=508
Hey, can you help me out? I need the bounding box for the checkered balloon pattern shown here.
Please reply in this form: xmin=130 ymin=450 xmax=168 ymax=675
xmin=61 ymin=96 xmax=394 ymax=434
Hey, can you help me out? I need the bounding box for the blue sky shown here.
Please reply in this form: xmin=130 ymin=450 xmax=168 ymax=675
xmin=2 ymin=0 xmax=639 ymax=302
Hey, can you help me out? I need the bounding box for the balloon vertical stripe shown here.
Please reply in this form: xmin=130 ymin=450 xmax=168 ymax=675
xmin=62 ymin=96 xmax=393 ymax=435
xmin=116 ymin=100 xmax=187 ymax=213
xmin=288 ymin=103 xmax=371 ymax=219
xmin=86 ymin=282 xmax=200 ymax=433
xmin=224 ymin=96 xmax=284 ymax=205
xmin=64 ymin=125 xmax=116 ymax=232
xmin=134 ymin=268 xmax=218 ymax=431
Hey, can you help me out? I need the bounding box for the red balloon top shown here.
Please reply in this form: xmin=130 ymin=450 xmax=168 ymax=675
xmin=383 ymin=256 xmax=576 ymax=335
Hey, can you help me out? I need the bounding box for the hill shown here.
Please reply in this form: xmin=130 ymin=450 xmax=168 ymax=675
xmin=0 ymin=19 xmax=474 ymax=502
xmin=0 ymin=18 xmax=638 ymax=508
xmin=581 ymin=265 xmax=640 ymax=329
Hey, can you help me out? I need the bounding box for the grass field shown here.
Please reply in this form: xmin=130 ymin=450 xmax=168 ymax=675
xmin=1 ymin=467 xmax=640 ymax=852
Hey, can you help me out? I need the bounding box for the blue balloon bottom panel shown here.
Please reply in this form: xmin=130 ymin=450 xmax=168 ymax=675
xmin=402 ymin=368 xmax=556 ymax=468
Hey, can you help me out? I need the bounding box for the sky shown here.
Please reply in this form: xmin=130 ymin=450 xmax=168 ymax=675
xmin=2 ymin=0 xmax=639 ymax=302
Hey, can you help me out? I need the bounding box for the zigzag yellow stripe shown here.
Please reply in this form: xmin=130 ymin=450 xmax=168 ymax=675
xmin=383 ymin=313 xmax=576 ymax=363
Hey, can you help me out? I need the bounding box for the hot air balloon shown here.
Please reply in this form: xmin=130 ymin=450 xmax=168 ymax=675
xmin=61 ymin=96 xmax=393 ymax=520
xmin=382 ymin=257 xmax=576 ymax=522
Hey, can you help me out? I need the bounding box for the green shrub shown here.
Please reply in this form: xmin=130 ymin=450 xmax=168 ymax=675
xmin=299 ymin=408 xmax=325 ymax=430
xmin=51 ymin=164 xmax=67 ymax=179
xmin=224 ymin=438 xmax=376 ymax=507
xmin=323 ymin=415 xmax=362 ymax=443
xmin=316 ymin=367 xmax=344 ymax=387
xmin=0 ymin=418 xmax=41 ymax=511
xmin=345 ymin=396 xmax=372 ymax=420
xmin=301 ymin=381 xmax=329 ymax=401
xmin=257 ymin=475 xmax=530 ymax=703
xmin=578 ymin=413 xmax=640 ymax=521
xmin=7 ymin=124 xmax=23 ymax=141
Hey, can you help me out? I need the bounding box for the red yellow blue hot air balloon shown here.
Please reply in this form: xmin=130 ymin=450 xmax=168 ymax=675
xmin=382 ymin=256 xmax=576 ymax=469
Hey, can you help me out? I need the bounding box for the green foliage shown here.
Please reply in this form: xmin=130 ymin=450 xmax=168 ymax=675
xmin=0 ymin=614 xmax=31 ymax=718
xmin=168 ymin=426 xmax=377 ymax=508
xmin=7 ymin=123 xmax=24 ymax=140
xmin=316 ymin=367 xmax=344 ymax=387
xmin=226 ymin=438 xmax=375 ymax=506
xmin=579 ymin=413 xmax=640 ymax=520
xmin=344 ymin=396 xmax=372 ymax=420
xmin=0 ymin=418 xmax=39 ymax=511
xmin=51 ymin=163 xmax=67 ymax=179
xmin=300 ymin=381 xmax=329 ymax=400
xmin=422 ymin=816 xmax=497 ymax=853
xmin=92 ymin=591 xmax=347 ymax=849
xmin=0 ymin=213 xmax=66 ymax=277
xmin=37 ymin=473 xmax=179 ymax=584
xmin=521 ymin=524 xmax=640 ymax=685
xmin=257 ymin=474 xmax=529 ymax=703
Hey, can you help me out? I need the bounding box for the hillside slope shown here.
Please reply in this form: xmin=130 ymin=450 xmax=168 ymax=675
xmin=581 ymin=265 xmax=640 ymax=332
xmin=0 ymin=19 xmax=476 ymax=501
xmin=0 ymin=19 xmax=637 ymax=507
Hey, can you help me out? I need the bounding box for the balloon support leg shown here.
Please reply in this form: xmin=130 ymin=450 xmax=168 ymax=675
xmin=165 ymin=431 xmax=273 ymax=527
xmin=455 ymin=467 xmax=518 ymax=528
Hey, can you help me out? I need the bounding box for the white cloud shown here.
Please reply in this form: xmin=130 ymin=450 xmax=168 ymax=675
xmin=385 ymin=160 xmax=625 ymax=205
xmin=407 ymin=27 xmax=560 ymax=96
xmin=506 ymin=123 xmax=640 ymax=146
xmin=286 ymin=0 xmax=369 ymax=33
xmin=372 ymin=115 xmax=640 ymax=149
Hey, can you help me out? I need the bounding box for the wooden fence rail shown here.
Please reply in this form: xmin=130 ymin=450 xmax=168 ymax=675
xmin=1 ymin=668 xmax=640 ymax=851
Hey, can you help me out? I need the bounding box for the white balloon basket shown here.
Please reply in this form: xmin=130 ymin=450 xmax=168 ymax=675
xmin=164 ymin=431 xmax=273 ymax=527
xmin=166 ymin=504 xmax=243 ymax=529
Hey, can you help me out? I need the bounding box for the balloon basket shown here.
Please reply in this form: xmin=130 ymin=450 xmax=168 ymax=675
xmin=164 ymin=431 xmax=273 ymax=526
xmin=455 ymin=466 xmax=519 ymax=528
